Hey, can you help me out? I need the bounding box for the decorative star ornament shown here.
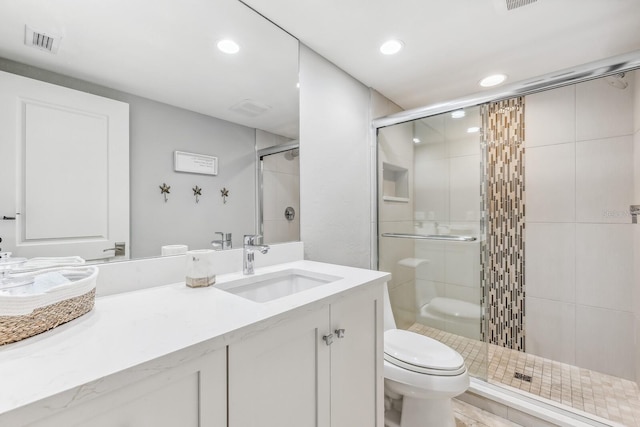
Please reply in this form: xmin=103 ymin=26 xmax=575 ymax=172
xmin=159 ymin=183 xmax=171 ymax=202
xmin=193 ymin=185 xmax=202 ymax=203
xmin=220 ymin=187 xmax=229 ymax=204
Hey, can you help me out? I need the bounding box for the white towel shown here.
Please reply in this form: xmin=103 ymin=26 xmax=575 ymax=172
xmin=32 ymin=271 xmax=71 ymax=293
xmin=397 ymin=258 xmax=429 ymax=268
xmin=161 ymin=245 xmax=189 ymax=256
xmin=11 ymin=256 xmax=85 ymax=273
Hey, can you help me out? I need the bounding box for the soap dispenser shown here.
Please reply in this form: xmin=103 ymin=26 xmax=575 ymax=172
xmin=185 ymin=249 xmax=216 ymax=288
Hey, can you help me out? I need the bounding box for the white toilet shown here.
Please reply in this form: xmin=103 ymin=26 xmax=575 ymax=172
xmin=383 ymin=284 xmax=469 ymax=427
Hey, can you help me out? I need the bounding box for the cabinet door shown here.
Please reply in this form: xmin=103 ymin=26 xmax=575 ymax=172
xmin=229 ymin=306 xmax=330 ymax=427
xmin=28 ymin=350 xmax=226 ymax=427
xmin=330 ymin=284 xmax=383 ymax=427
xmin=73 ymin=373 xmax=201 ymax=427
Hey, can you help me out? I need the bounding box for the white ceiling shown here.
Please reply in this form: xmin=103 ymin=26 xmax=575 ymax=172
xmin=0 ymin=0 xmax=300 ymax=138
xmin=2 ymin=0 xmax=639 ymax=137
xmin=242 ymin=0 xmax=640 ymax=110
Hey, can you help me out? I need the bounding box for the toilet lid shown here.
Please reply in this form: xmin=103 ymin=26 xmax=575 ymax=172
xmin=384 ymin=329 xmax=466 ymax=375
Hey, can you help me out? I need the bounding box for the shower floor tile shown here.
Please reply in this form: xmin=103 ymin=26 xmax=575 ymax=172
xmin=408 ymin=323 xmax=640 ymax=427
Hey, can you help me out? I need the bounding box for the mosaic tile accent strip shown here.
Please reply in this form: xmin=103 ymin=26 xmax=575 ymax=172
xmin=480 ymin=98 xmax=526 ymax=351
xmin=410 ymin=323 xmax=640 ymax=427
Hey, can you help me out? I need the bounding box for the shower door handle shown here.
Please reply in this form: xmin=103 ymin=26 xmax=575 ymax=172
xmin=381 ymin=232 xmax=477 ymax=241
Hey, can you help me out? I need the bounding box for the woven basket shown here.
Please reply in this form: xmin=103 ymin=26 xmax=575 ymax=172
xmin=0 ymin=266 xmax=98 ymax=346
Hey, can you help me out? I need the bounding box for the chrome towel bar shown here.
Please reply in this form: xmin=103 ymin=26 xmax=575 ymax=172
xmin=381 ymin=233 xmax=477 ymax=242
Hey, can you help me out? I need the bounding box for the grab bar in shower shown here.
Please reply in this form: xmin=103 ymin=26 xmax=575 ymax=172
xmin=381 ymin=233 xmax=477 ymax=242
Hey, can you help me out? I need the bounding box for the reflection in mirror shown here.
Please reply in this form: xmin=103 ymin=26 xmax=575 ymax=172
xmin=258 ymin=143 xmax=300 ymax=244
xmin=0 ymin=0 xmax=299 ymax=262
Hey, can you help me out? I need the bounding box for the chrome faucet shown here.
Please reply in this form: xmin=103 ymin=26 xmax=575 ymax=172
xmin=212 ymin=232 xmax=232 ymax=250
xmin=243 ymin=235 xmax=270 ymax=275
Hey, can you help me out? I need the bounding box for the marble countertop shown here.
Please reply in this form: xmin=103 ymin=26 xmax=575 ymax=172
xmin=0 ymin=260 xmax=389 ymax=421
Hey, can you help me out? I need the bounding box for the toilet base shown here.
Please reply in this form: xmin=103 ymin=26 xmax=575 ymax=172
xmin=400 ymin=396 xmax=455 ymax=427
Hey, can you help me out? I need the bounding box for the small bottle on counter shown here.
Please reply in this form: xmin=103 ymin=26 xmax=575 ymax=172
xmin=185 ymin=249 xmax=216 ymax=288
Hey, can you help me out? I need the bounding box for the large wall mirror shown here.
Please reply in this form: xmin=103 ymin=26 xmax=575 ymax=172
xmin=0 ymin=0 xmax=299 ymax=262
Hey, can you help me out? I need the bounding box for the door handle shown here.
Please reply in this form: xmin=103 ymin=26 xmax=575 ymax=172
xmin=103 ymin=242 xmax=126 ymax=256
xmin=2 ymin=216 xmax=15 ymax=220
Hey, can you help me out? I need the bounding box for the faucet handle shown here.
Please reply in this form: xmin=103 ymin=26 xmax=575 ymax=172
xmin=243 ymin=234 xmax=262 ymax=245
xmin=215 ymin=232 xmax=232 ymax=241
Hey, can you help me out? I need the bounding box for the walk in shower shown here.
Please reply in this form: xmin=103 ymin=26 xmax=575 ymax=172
xmin=377 ymin=67 xmax=640 ymax=426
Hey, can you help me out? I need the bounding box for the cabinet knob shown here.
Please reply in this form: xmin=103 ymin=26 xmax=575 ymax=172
xmin=322 ymin=333 xmax=334 ymax=346
xmin=334 ymin=328 xmax=346 ymax=338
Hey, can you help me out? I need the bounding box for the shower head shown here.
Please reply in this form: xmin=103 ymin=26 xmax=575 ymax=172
xmin=604 ymin=73 xmax=628 ymax=90
xmin=285 ymin=148 xmax=299 ymax=160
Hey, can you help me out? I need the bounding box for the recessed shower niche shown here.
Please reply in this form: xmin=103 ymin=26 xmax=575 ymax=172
xmin=382 ymin=162 xmax=409 ymax=202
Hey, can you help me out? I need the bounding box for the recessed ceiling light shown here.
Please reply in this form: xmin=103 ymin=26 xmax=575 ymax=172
xmin=217 ymin=39 xmax=240 ymax=54
xmin=380 ymin=40 xmax=404 ymax=55
xmin=413 ymin=137 xmax=421 ymax=144
xmin=479 ymin=74 xmax=507 ymax=87
xmin=451 ymin=110 xmax=465 ymax=119
xmin=467 ymin=127 xmax=480 ymax=133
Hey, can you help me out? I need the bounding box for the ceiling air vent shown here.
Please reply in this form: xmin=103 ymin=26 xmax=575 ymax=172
xmin=24 ymin=25 xmax=61 ymax=54
xmin=505 ymin=0 xmax=538 ymax=10
xmin=230 ymin=99 xmax=271 ymax=117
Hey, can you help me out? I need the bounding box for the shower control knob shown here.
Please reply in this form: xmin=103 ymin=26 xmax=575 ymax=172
xmin=284 ymin=206 xmax=295 ymax=221
xmin=335 ymin=328 xmax=346 ymax=338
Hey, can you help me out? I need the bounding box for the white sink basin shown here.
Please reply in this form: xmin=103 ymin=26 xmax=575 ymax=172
xmin=218 ymin=269 xmax=341 ymax=303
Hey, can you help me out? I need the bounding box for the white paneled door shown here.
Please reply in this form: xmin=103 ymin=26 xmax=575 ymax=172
xmin=0 ymin=70 xmax=129 ymax=261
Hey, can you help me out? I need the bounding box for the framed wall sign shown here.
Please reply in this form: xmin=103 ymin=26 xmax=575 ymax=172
xmin=174 ymin=151 xmax=218 ymax=176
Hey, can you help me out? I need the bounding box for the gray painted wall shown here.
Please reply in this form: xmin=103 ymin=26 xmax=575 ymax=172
xmin=0 ymin=58 xmax=257 ymax=258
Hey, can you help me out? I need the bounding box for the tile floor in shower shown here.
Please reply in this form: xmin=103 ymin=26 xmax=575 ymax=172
xmin=408 ymin=323 xmax=640 ymax=427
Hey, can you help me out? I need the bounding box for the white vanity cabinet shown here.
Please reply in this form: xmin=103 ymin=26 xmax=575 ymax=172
xmin=228 ymin=283 xmax=383 ymax=427
xmin=27 ymin=350 xmax=227 ymax=427
xmin=0 ymin=260 xmax=389 ymax=427
xmin=329 ymin=284 xmax=382 ymax=427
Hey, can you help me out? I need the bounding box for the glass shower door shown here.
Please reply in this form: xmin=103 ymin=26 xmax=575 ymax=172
xmin=377 ymin=106 xmax=487 ymax=380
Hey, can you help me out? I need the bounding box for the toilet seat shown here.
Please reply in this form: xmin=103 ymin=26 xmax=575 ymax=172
xmin=384 ymin=329 xmax=466 ymax=376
